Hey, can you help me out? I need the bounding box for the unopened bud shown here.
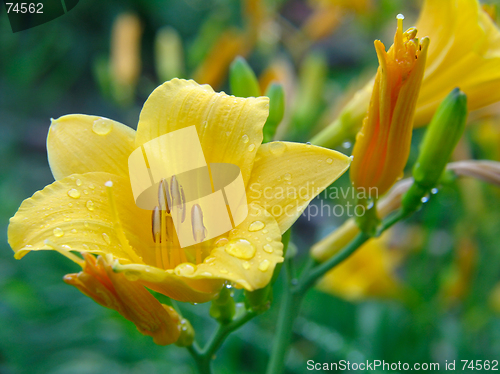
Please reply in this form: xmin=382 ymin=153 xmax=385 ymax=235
xmin=263 ymin=82 xmax=285 ymax=143
xmin=229 ymin=56 xmax=261 ymax=98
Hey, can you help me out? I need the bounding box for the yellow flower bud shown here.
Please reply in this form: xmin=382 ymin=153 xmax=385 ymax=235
xmin=350 ymin=16 xmax=429 ymax=196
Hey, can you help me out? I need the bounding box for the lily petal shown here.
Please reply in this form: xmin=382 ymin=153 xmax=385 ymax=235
xmin=8 ymin=172 xmax=149 ymax=264
xmin=178 ymin=203 xmax=283 ymax=291
xmin=47 ymin=115 xmax=136 ymax=180
xmin=64 ymin=253 xmax=181 ymax=345
xmin=134 ymin=78 xmax=270 ymax=186
xmin=246 ymin=142 xmax=351 ymax=233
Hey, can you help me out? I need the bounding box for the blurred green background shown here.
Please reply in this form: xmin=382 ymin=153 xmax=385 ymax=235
xmin=1 ymin=0 xmax=500 ymax=373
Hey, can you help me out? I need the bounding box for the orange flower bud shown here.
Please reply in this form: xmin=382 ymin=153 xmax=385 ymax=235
xmin=350 ymin=16 xmax=429 ymax=196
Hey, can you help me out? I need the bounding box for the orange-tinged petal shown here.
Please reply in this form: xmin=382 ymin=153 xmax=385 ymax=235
xmin=64 ymin=253 xmax=181 ymax=345
xmin=247 ymin=142 xmax=350 ymax=233
xmin=47 ymin=115 xmax=136 ymax=180
xmin=135 ymin=79 xmax=269 ymax=187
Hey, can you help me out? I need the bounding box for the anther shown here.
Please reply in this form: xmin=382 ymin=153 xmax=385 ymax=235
xmin=158 ymin=179 xmax=170 ymax=213
xmin=152 ymin=206 xmax=161 ymax=243
xmin=191 ymin=204 xmax=206 ymax=243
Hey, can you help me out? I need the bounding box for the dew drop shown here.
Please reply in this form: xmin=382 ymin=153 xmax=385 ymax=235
xmin=220 ymin=269 xmax=228 ymax=274
xmin=262 ymin=229 xmax=268 ymax=234
xmin=270 ymin=142 xmax=286 ymax=155
xmin=225 ymin=238 xmax=256 ymax=259
xmin=76 ymin=179 xmax=82 ymax=186
xmin=266 ymin=237 xmax=272 ymax=242
xmin=89 ymin=183 xmax=95 ymax=190
xmin=175 ymin=263 xmax=197 ymax=276
xmin=241 ymin=134 xmax=249 ymax=143
xmin=92 ymin=118 xmax=113 ymax=135
xmin=83 ymin=190 xmax=89 ymax=195
xmin=67 ymin=189 xmax=80 ymax=199
xmin=342 ymin=141 xmax=352 ymax=149
xmin=263 ymin=244 xmax=274 ymax=253
xmin=248 ymin=144 xmax=256 ymax=152
xmin=326 ymin=158 xmax=333 ymax=164
xmin=242 ymin=261 xmax=251 ymax=270
xmin=306 ymin=142 xmax=312 ymax=147
xmin=258 ymin=259 xmax=270 ymax=272
xmin=53 ymin=228 xmax=64 ymax=237
xmin=283 ymin=173 xmax=291 ymax=181
xmin=102 ymin=232 xmax=111 ymax=244
xmin=431 ymin=188 xmax=438 ymax=194
xmin=248 ymin=221 xmax=265 ymax=232
xmin=215 ymin=237 xmax=229 ymax=247
xmin=421 ymin=196 xmax=429 ymax=203
xmin=86 ymin=200 xmax=95 ymax=211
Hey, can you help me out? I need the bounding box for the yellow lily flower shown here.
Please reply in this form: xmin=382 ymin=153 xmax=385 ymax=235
xmin=312 ymin=0 xmax=500 ymax=148
xmin=64 ymin=252 xmax=183 ymax=345
xmin=8 ymin=79 xmax=350 ymax=305
xmin=317 ymin=232 xmax=401 ymax=301
xmin=350 ymin=17 xmax=429 ymax=196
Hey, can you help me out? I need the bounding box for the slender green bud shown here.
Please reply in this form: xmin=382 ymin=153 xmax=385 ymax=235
xmin=402 ymin=88 xmax=468 ymax=213
xmin=209 ymin=284 xmax=236 ymax=324
xmin=229 ymin=56 xmax=261 ymax=98
xmin=263 ymin=82 xmax=285 ymax=143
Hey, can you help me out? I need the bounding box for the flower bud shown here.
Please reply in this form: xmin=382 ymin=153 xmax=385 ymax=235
xmin=229 ymin=56 xmax=261 ymax=98
xmin=263 ymin=82 xmax=285 ymax=142
xmin=402 ymin=89 xmax=468 ymax=213
xmin=350 ymin=16 xmax=429 ymax=196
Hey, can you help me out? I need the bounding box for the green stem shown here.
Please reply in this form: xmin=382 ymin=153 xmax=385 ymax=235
xmin=266 ymin=256 xmax=304 ymax=374
xmin=266 ymin=208 xmax=407 ymax=374
xmin=188 ymin=310 xmax=257 ymax=374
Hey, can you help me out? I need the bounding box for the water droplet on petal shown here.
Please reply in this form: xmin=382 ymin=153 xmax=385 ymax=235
xmin=70 ymin=229 xmax=77 ymax=234
xmin=76 ymin=179 xmax=82 ymax=186
xmin=53 ymin=228 xmax=64 ymax=237
xmin=266 ymin=237 xmax=272 ymax=242
xmin=89 ymin=183 xmax=95 ymax=190
xmin=220 ymin=269 xmax=228 ymax=274
xmin=175 ymin=263 xmax=197 ymax=276
xmin=92 ymin=118 xmax=113 ymax=135
xmin=248 ymin=221 xmax=265 ymax=232
xmin=215 ymin=237 xmax=229 ymax=247
xmin=283 ymin=173 xmax=291 ymax=181
xmin=326 ymin=158 xmax=333 ymax=164
xmin=225 ymin=239 xmax=256 ymax=259
xmin=263 ymin=244 xmax=274 ymax=253
xmin=67 ymin=189 xmax=80 ymax=199
xmin=102 ymin=232 xmax=111 ymax=244
xmin=270 ymin=142 xmax=286 ymax=155
xmin=258 ymin=259 xmax=270 ymax=272
xmin=242 ymin=261 xmax=251 ymax=270
xmin=247 ymin=144 xmax=256 ymax=152
xmin=242 ymin=134 xmax=249 ymax=143
xmin=262 ymin=229 xmax=268 ymax=234
xmin=86 ymin=200 xmax=95 ymax=211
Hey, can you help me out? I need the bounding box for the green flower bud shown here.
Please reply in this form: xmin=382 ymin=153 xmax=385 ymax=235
xmin=263 ymin=82 xmax=285 ymax=143
xmin=402 ymin=88 xmax=468 ymax=213
xmin=175 ymin=318 xmax=195 ymax=347
xmin=209 ymin=284 xmax=236 ymax=324
xmin=229 ymin=56 xmax=261 ymax=98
